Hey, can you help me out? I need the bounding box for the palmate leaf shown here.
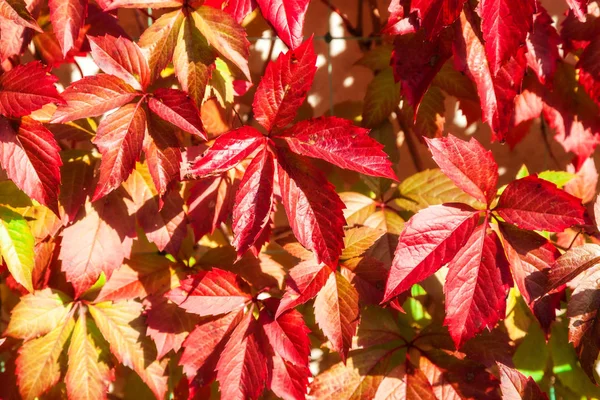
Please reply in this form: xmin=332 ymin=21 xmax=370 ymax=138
xmin=276 ymin=260 xmax=333 ymax=317
xmin=0 ymin=205 xmax=35 ymax=292
xmin=148 ymin=88 xmax=205 ymax=139
xmin=374 ymin=363 xmax=437 ymax=400
xmin=88 ymin=301 xmax=167 ymax=399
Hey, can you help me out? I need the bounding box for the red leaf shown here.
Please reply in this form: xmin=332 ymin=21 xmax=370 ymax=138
xmin=375 ymin=362 xmax=437 ymax=400
xmin=259 ymin=298 xmax=310 ymax=367
xmin=577 ymin=37 xmax=600 ymax=108
xmin=92 ymin=101 xmax=147 ymax=201
xmin=314 ymin=271 xmax=359 ymax=361
xmin=256 ymin=0 xmax=310 ymax=49
xmin=268 ymin=352 xmax=310 ymax=400
xmin=276 ymin=260 xmax=333 ymax=318
xmin=425 ymin=134 xmax=498 ymax=205
xmin=0 ymin=117 xmax=62 ymax=214
xmin=444 ymin=225 xmax=512 ymax=347
xmin=148 ymin=88 xmax=206 ymax=139
xmin=276 ymin=150 xmax=346 ymax=268
xmin=143 ymin=113 xmax=182 ymax=198
xmin=88 ymin=35 xmax=150 ymax=91
xmin=146 ymin=297 xmax=199 ymax=360
xmin=166 ymin=268 xmax=251 ymax=316
xmin=566 ymin=0 xmax=589 ymax=21
xmin=51 ymin=74 xmax=138 ymax=123
xmin=0 ymin=61 xmax=64 ymax=118
xmin=48 ymin=0 xmax=86 ymax=55
xmin=495 ymin=175 xmax=587 ymax=232
xmin=252 ymin=37 xmax=316 ymax=133
xmin=125 ymin=168 xmax=187 ymax=255
xmin=232 ymin=147 xmax=275 ymax=257
xmin=216 ymin=310 xmax=268 ymax=400
xmin=186 ymin=127 xmax=265 ymax=177
xmin=391 ymin=31 xmax=452 ymax=107
xmin=383 ymin=204 xmax=480 ymax=302
xmin=479 ymin=0 xmax=536 ymax=74
xmin=410 ymin=0 xmax=466 ymax=39
xmin=453 ymin=12 xmax=527 ymax=139
xmin=186 ymin=170 xmax=239 ymax=240
xmin=498 ymin=223 xmax=560 ymax=331
xmin=96 ymin=253 xmax=173 ymax=302
xmin=279 ymin=116 xmax=397 ymax=180
xmin=547 ymin=244 xmax=600 ymax=291
xmin=180 ymin=310 xmax=243 ymax=382
xmin=59 ymin=197 xmax=131 ymax=297
xmin=498 ymin=363 xmax=549 ymax=400
xmin=526 ymin=8 xmax=561 ymax=84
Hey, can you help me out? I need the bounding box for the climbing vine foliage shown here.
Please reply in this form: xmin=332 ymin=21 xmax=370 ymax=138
xmin=0 ymin=0 xmax=600 ymax=398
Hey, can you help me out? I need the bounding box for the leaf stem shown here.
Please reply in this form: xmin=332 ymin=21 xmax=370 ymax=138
xmin=396 ymin=107 xmax=424 ymax=172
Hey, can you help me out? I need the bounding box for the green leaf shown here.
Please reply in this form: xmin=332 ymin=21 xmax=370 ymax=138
xmin=0 ymin=205 xmax=35 ymax=292
xmin=537 ymin=171 xmax=575 ymax=188
xmin=513 ymin=319 xmax=548 ymax=382
xmin=362 ymin=68 xmax=400 ymax=128
xmin=395 ymin=169 xmax=484 ymax=212
xmin=210 ymin=58 xmax=234 ymax=106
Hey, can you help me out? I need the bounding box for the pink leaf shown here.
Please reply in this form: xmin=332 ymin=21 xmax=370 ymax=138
xmin=88 ymin=34 xmax=151 ymax=91
xmin=314 ymin=271 xmax=359 ymax=361
xmin=256 ymin=0 xmax=310 ymax=49
xmin=0 ymin=61 xmax=64 ymax=118
xmin=0 ymin=117 xmax=61 ymax=214
xmin=383 ymin=204 xmax=480 ymax=302
xmin=426 ymin=134 xmax=498 ymax=205
xmin=165 ymin=268 xmax=251 ymax=316
xmin=495 ymin=175 xmax=587 ymax=232
xmin=232 ymin=147 xmax=275 ymax=257
xmin=526 ymin=7 xmax=561 ymax=84
xmin=279 ymin=116 xmax=397 ymax=180
xmin=186 ymin=127 xmax=265 ymax=177
xmin=566 ymin=0 xmax=589 ymax=22
xmin=48 ymin=0 xmax=86 ymax=56
xmin=444 ymin=225 xmax=512 ymax=347
xmin=252 ymin=37 xmax=316 ymax=133
xmin=51 ymin=74 xmax=138 ymax=123
xmin=498 ymin=363 xmax=549 ymax=400
xmin=268 ymin=353 xmax=310 ymax=400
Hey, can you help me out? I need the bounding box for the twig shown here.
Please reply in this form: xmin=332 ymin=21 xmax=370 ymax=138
xmin=540 ymin=115 xmax=560 ymax=168
xmin=396 ymin=107 xmax=424 ymax=172
xmin=319 ymin=0 xmax=362 ymax=37
xmin=366 ymin=0 xmax=382 ymax=35
xmin=137 ymin=8 xmax=156 ymax=22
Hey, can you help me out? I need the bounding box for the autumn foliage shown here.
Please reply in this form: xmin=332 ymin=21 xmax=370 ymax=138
xmin=1 ymin=0 xmax=600 ymax=398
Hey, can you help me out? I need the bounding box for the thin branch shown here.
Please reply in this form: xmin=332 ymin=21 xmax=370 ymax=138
xmin=539 ymin=115 xmax=560 ymax=168
xmin=366 ymin=0 xmax=382 ymax=35
xmin=396 ymin=107 xmax=424 ymax=172
xmin=319 ymin=0 xmax=362 ymax=37
xmin=137 ymin=8 xmax=157 ymax=22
